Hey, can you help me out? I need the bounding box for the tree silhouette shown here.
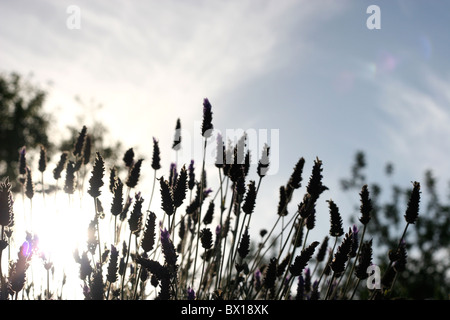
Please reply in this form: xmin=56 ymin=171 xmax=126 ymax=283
xmin=0 ymin=72 xmax=52 ymax=190
xmin=341 ymin=151 xmax=450 ymax=299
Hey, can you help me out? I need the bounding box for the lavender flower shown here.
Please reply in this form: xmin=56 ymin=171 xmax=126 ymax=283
xmin=188 ymin=160 xmax=195 ymax=190
xmin=126 ymin=158 xmax=143 ymax=188
xmin=53 ymin=151 xmax=68 ymax=180
xmin=141 ymin=211 xmax=156 ymax=253
xmin=0 ymin=178 xmax=13 ymax=227
xmin=257 ymin=144 xmax=270 ymax=178
xmin=201 ymin=98 xmax=214 ymax=138
xmin=25 ymin=167 xmax=34 ymax=199
xmin=160 ymin=228 xmax=177 ymax=268
xmin=73 ymin=125 xmax=87 ymax=158
xmin=152 ymin=138 xmax=161 ymax=171
xmin=404 ymin=181 xmax=420 ymax=224
xmin=123 ymin=148 xmax=135 ymax=168
xmin=359 ymin=184 xmax=372 ymax=225
xmin=38 ymin=145 xmax=47 ymax=173
xmin=328 ymin=199 xmax=344 ymax=237
xmin=87 ymin=152 xmax=104 ymax=198
xmin=18 ymin=146 xmax=27 ymax=177
xmin=106 ymin=245 xmax=119 ymax=283
xmin=187 ymin=287 xmax=196 ymax=300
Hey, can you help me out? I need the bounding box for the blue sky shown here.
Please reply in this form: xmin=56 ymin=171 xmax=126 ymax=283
xmin=1 ymin=0 xmax=450 ymax=239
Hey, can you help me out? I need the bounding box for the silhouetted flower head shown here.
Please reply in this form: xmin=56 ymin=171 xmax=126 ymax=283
xmin=305 ymin=204 xmax=316 ymax=230
xmin=393 ymin=241 xmax=408 ymax=273
xmin=90 ymin=265 xmax=104 ymax=300
xmin=306 ymin=157 xmax=328 ymax=201
xmin=404 ymin=181 xmax=420 ymax=224
xmin=38 ymin=145 xmax=47 ymax=173
xmin=88 ymin=152 xmax=105 ymax=198
xmin=277 ymin=186 xmax=288 ymax=217
xmin=289 ymin=241 xmax=319 ymax=276
xmin=330 ymin=229 xmax=353 ymax=276
xmin=83 ymin=135 xmax=91 ymax=165
xmin=257 ymin=144 xmax=270 ymax=178
xmin=254 ymin=269 xmax=262 ymax=291
xmin=25 ymin=167 xmax=34 ymax=199
xmin=187 ymin=287 xmax=196 ymax=300
xmin=201 ymin=98 xmax=214 ymax=138
xmin=152 ymin=138 xmax=161 ymax=171
xmin=109 ymin=167 xmax=118 ymax=193
xmin=296 ymin=274 xmax=305 ymax=300
xmin=141 ymin=211 xmax=156 ymax=253
xmin=126 ymin=159 xmax=143 ymax=188
xmin=0 ymin=178 xmax=13 ymax=227
xmin=263 ymin=258 xmax=278 ymax=290
xmin=64 ymin=161 xmax=76 ymax=195
xmin=9 ymin=242 xmax=30 ymax=294
xmin=202 ymin=201 xmax=215 ymax=225
xmin=242 ymin=180 xmax=257 ymax=215
xmin=160 ymin=228 xmax=177 ymax=268
xmin=106 ymin=245 xmax=119 ymax=283
xmin=188 ymin=160 xmax=195 ymax=190
xmin=73 ymin=125 xmax=87 ymax=158
xmin=129 ymin=192 xmax=143 ymax=234
xmin=123 ymin=148 xmax=135 ymax=168
xmin=349 ymin=225 xmax=359 ymax=258
xmin=288 ymin=157 xmax=305 ymax=190
xmin=111 ymin=178 xmax=123 ymax=216
xmin=237 ymin=227 xmax=250 ymax=259
xmin=53 ymin=151 xmax=68 ymax=180
xmin=355 ymin=240 xmax=373 ymax=280
xmin=200 ymin=228 xmax=213 ymax=250
xmin=160 ymin=177 xmax=174 ymax=216
xmin=169 ymin=163 xmax=177 ymax=188
xmin=359 ymin=184 xmax=372 ymax=225
xmin=120 ymin=196 xmax=133 ymax=222
xmin=173 ymin=165 xmax=187 ymax=208
xmin=19 ymin=146 xmax=27 ymax=176
xmin=328 ymin=199 xmax=344 ymax=237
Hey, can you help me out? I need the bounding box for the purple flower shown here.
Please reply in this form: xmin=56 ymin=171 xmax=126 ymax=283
xmin=187 ymin=287 xmax=196 ymax=300
xmin=203 ymin=188 xmax=213 ymax=197
xmin=201 ymin=98 xmax=214 ymax=138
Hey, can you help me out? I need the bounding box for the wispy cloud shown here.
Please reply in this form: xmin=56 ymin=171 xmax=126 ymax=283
xmin=377 ymin=69 xmax=450 ymax=180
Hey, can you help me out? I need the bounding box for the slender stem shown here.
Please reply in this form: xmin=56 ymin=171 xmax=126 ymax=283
xmin=94 ymin=197 xmax=102 ymax=264
xmin=350 ymin=278 xmax=361 ymax=300
xmin=192 ymin=139 xmax=207 ymax=288
xmin=107 ymin=281 xmax=112 ymax=300
xmin=41 ymin=172 xmax=45 ymax=203
xmin=0 ymin=226 xmax=4 ymax=291
xmin=47 ymin=268 xmax=50 ymax=300
xmin=317 ymin=236 xmax=338 ymax=287
xmin=342 ymin=224 xmax=367 ymax=298
xmin=275 ymin=216 xmax=303 ymax=299
xmin=218 ymin=190 xmax=236 ymax=288
xmin=325 ymin=273 xmax=336 ymax=300
xmin=133 ymin=266 xmax=142 ymax=299
xmin=121 ymin=231 xmax=133 ymax=300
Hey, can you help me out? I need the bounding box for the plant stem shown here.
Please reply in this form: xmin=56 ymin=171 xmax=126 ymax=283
xmin=192 ymin=139 xmax=207 ymax=289
xmin=342 ymin=224 xmax=367 ymax=298
xmin=121 ymin=231 xmax=133 ymax=300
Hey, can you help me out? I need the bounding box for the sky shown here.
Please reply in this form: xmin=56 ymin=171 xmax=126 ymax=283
xmin=1 ymin=0 xmax=450 ymax=252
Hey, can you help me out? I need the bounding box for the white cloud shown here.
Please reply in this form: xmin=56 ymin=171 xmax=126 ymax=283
xmin=377 ymin=70 xmax=450 ymax=181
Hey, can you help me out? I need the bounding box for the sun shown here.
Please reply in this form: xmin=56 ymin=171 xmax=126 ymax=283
xmin=9 ymin=192 xmax=100 ymax=299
